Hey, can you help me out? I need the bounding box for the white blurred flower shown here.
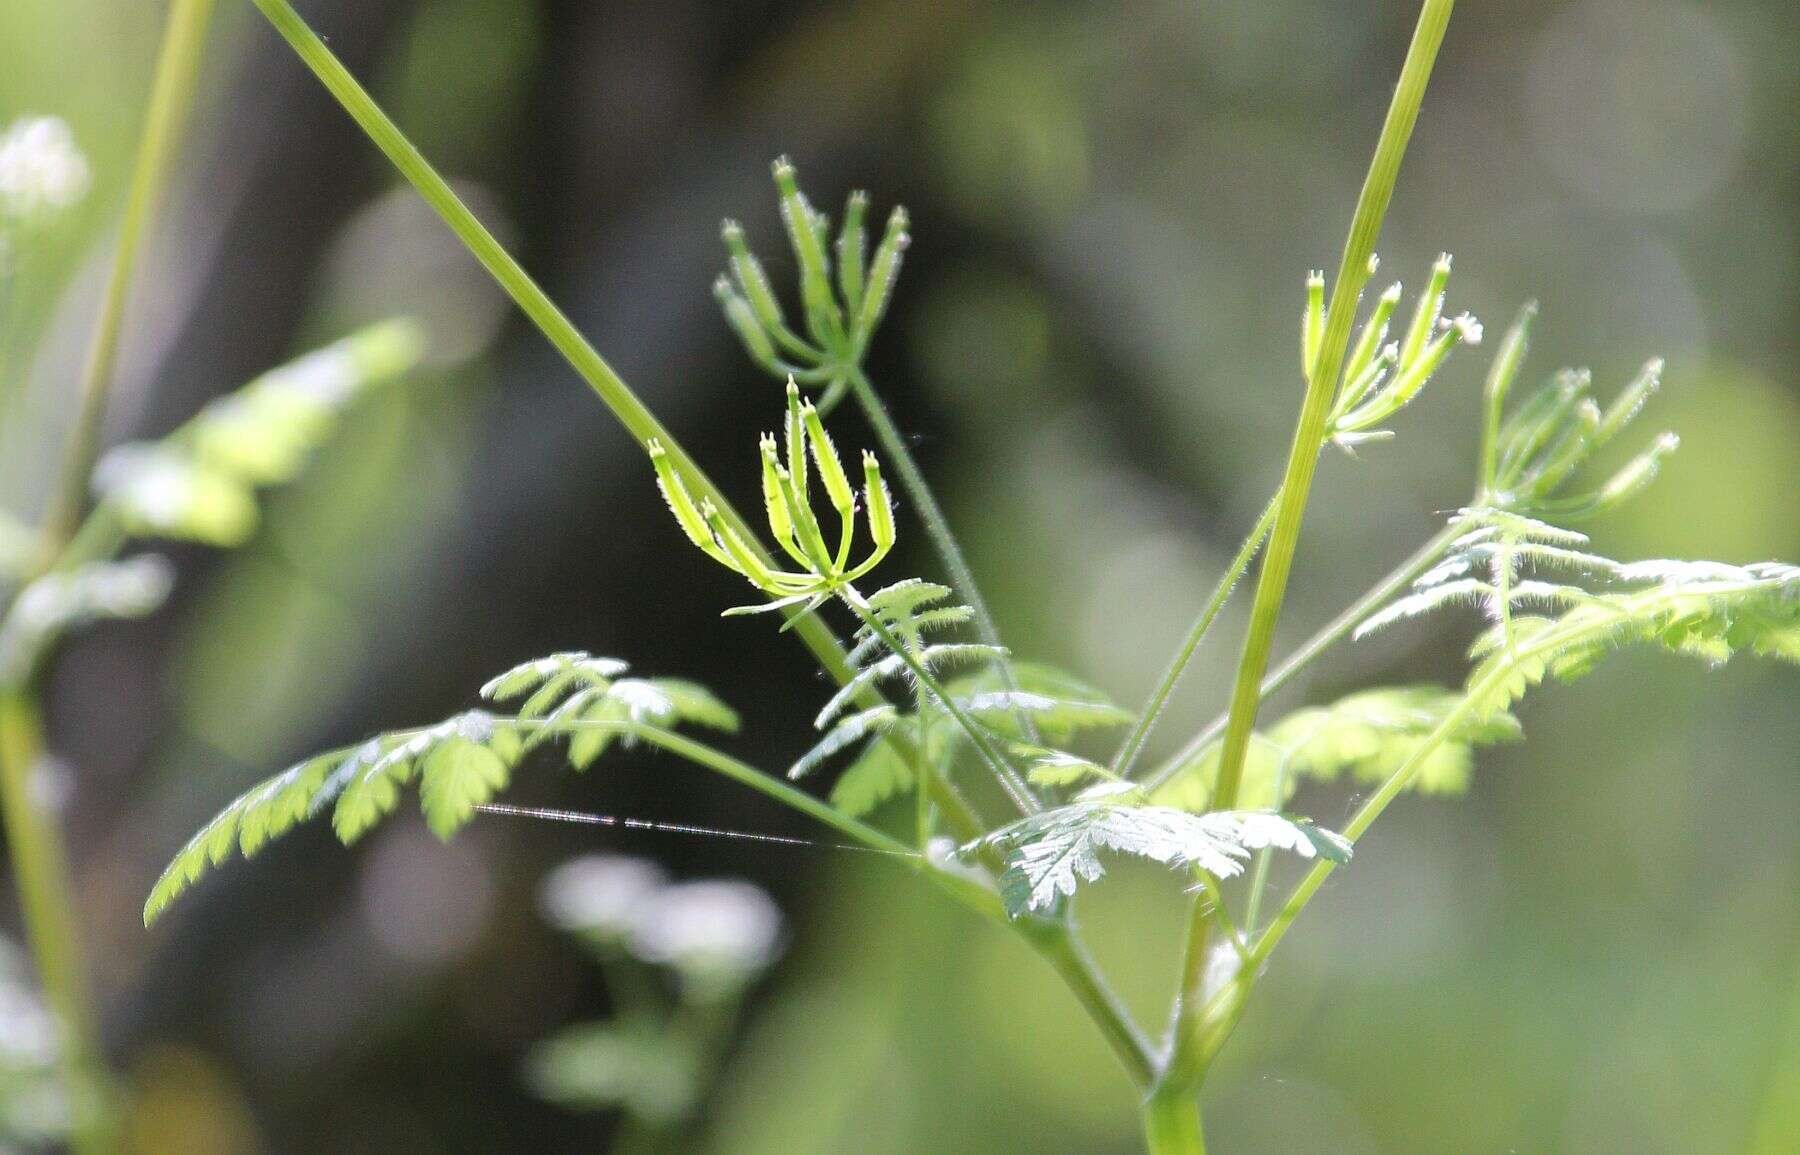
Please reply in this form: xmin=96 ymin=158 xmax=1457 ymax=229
xmin=0 ymin=947 xmax=56 ymax=1068
xmin=539 ymin=855 xmax=667 ymax=940
xmin=628 ymin=880 xmax=783 ymax=993
xmin=0 ymin=117 xmax=91 ymax=222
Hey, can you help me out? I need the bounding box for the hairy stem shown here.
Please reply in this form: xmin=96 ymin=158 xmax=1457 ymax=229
xmin=0 ymin=690 xmax=112 ymax=1154
xmin=843 ymin=368 xmax=1001 ymax=654
xmin=244 ymin=0 xmax=1001 ymax=866
xmin=1140 ymin=521 xmax=1461 ymax=791
xmin=40 ymin=0 xmax=217 ymax=555
xmin=1113 ymin=492 xmax=1280 ymax=778
xmin=1169 ymin=0 xmax=1455 ymax=1082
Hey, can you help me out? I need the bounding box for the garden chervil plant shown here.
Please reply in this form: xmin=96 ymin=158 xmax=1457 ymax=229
xmin=142 ymin=1 xmax=1800 ymax=1151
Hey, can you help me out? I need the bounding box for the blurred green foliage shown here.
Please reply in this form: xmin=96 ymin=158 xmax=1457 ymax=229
xmin=2 ymin=0 xmax=1796 ymax=1150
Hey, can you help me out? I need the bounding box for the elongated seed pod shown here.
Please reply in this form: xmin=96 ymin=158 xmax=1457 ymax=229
xmin=772 ymin=158 xmax=840 ymax=341
xmin=853 ymin=206 xmax=909 ymax=348
xmin=783 ymin=379 xmax=810 ymax=501
xmin=1382 ymin=312 xmax=1478 ymax=411
xmin=1399 ymin=253 xmax=1452 ymax=369
xmin=650 ymin=441 xmax=729 ymax=564
xmin=703 ymin=501 xmax=780 ymax=590
xmin=837 ymin=191 xmax=868 ymax=318
xmin=760 ymin=434 xmax=803 ymax=561
xmin=722 ymin=220 xmax=809 ymax=358
xmin=1594 ymin=358 xmax=1663 ymax=450
xmin=1593 ymin=432 xmax=1679 ymax=509
xmin=1498 ymin=370 xmax=1589 ymax=488
xmin=1545 ymin=433 xmax=1678 ymax=520
xmin=1521 ymin=399 xmax=1600 ymax=497
xmin=1342 ymin=281 xmax=1401 ymax=396
xmin=1330 ymin=344 xmax=1398 ymax=430
xmin=1478 ymin=302 xmax=1537 ymax=493
xmin=864 ymin=450 xmax=895 ymax=552
xmin=1302 ymin=270 xmax=1325 ymax=382
xmin=801 ymin=401 xmax=855 ymax=515
xmin=775 ymin=462 xmax=836 ymax=575
xmin=714 ymin=276 xmax=781 ymax=372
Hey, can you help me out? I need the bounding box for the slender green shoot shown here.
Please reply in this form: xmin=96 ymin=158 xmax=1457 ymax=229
xmin=39 ymin=0 xmax=217 ymax=556
xmin=1111 ymin=492 xmax=1280 ymax=778
xmin=1166 ymin=0 xmax=1456 ymax=1091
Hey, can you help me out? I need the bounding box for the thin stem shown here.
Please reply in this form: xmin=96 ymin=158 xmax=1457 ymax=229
xmin=1195 ymin=873 xmax=1248 ymax=965
xmin=843 ymin=366 xmax=1041 ymax=747
xmin=0 ymin=690 xmax=112 ymax=1155
xmin=39 ymin=0 xmax=217 ymax=554
xmin=245 ymin=0 xmax=865 ymax=695
xmin=843 ymin=366 xmax=1008 ymax=665
xmin=841 ymin=587 xmax=1039 ymax=814
xmin=1189 ymin=636 xmax=1545 ymax=1072
xmin=246 ymin=0 xmax=988 ymax=855
xmin=1208 ymin=0 xmax=1455 ymax=817
xmin=516 ymin=716 xmax=1008 ymax=923
xmin=1168 ymin=0 xmax=1456 ymax=1084
xmin=1746 ymin=966 xmax=1800 ymax=1155
xmin=1112 ymin=491 xmax=1280 ymax=778
xmin=1139 ymin=503 xmax=1462 ymax=793
xmin=1017 ymin=917 xmax=1158 ymax=1087
xmin=1239 ymin=761 xmax=1289 ymax=934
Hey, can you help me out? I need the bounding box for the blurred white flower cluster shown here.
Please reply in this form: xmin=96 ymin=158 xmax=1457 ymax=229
xmin=0 ymin=116 xmax=90 ymax=225
xmin=540 ymin=855 xmax=783 ymax=999
xmin=0 ymin=940 xmax=68 ymax=1147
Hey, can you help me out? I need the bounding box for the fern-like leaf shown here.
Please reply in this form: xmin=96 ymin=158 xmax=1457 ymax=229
xmin=1154 ymin=685 xmax=1522 ymax=811
xmin=145 ymin=658 xmax=735 ymax=924
xmin=94 ymin=321 xmax=422 ymax=547
xmin=973 ymin=799 xmax=1351 ymax=917
xmin=0 ymin=556 xmax=174 ymax=682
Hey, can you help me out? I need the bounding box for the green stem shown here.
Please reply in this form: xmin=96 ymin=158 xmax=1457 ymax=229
xmin=1139 ymin=521 xmax=1461 ymax=792
xmin=1113 ymin=491 xmax=1280 ymax=778
xmin=0 ymin=690 xmax=112 ymax=1155
xmin=1167 ymin=0 xmax=1455 ymax=1083
xmin=1208 ymin=0 xmax=1455 ymax=817
xmin=1142 ymin=1086 xmax=1207 ymax=1155
xmin=246 ymin=0 xmax=989 ymax=874
xmin=517 ymin=717 xmax=1008 ymax=923
xmin=246 ymin=0 xmax=865 ymax=695
xmin=39 ymin=0 xmax=217 ymax=555
xmin=1018 ymin=917 xmax=1158 ymax=1087
xmin=1747 ymin=963 xmax=1800 ymax=1155
xmin=1239 ymin=760 xmax=1289 ymax=934
xmin=1188 ymin=622 xmax=1571 ymax=1071
xmin=843 ymin=367 xmax=1000 ymax=652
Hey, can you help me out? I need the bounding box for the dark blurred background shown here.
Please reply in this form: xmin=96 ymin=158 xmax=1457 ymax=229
xmin=2 ymin=0 xmax=1797 ymax=1150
